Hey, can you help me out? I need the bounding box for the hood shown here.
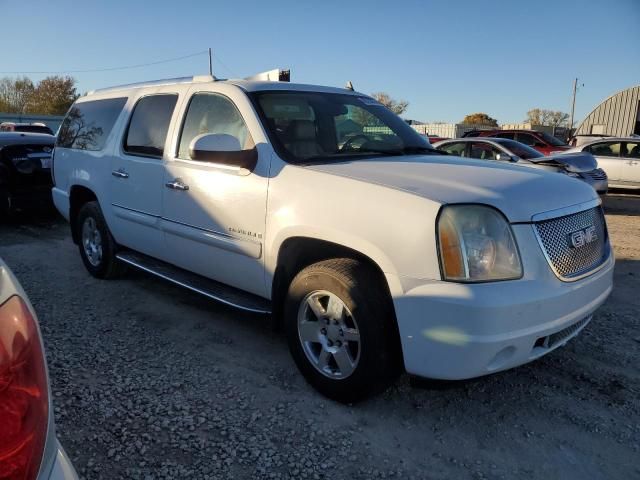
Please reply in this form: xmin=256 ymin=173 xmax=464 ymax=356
xmin=523 ymin=151 xmax=597 ymax=172
xmin=306 ymin=155 xmax=598 ymax=223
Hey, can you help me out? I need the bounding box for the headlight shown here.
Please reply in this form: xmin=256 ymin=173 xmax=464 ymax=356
xmin=562 ymin=171 xmax=581 ymax=178
xmin=437 ymin=205 xmax=522 ymax=282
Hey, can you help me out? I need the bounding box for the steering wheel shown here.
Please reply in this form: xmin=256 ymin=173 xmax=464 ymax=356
xmin=340 ymin=134 xmax=370 ymax=152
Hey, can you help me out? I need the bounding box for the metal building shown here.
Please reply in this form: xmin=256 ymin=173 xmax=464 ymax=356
xmin=575 ymin=85 xmax=640 ymax=137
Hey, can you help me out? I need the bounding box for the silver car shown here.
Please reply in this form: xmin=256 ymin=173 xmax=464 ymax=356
xmin=0 ymin=258 xmax=78 ymax=479
xmin=564 ymin=137 xmax=640 ymax=190
xmin=434 ymin=137 xmax=608 ymax=194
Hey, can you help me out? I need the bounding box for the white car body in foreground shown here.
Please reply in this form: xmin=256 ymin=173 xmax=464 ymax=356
xmin=0 ymin=259 xmax=78 ymax=479
xmin=51 ymin=75 xmax=614 ymax=401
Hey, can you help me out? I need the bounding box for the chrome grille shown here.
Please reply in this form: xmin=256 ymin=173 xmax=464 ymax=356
xmin=582 ymin=168 xmax=607 ymax=181
xmin=534 ymin=207 xmax=609 ymax=280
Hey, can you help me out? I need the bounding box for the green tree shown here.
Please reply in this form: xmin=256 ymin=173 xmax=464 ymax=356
xmin=371 ymin=92 xmax=409 ymax=115
xmin=525 ymin=108 xmax=569 ymax=127
xmin=26 ymin=76 xmax=78 ymax=115
xmin=0 ymin=76 xmax=35 ymax=113
xmin=461 ymin=113 xmax=498 ymax=127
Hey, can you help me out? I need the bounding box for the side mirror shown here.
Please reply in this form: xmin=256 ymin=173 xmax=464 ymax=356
xmin=189 ymin=133 xmax=257 ymax=170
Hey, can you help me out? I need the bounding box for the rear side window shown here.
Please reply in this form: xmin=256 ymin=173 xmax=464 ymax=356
xmin=57 ymin=97 xmax=127 ymax=151
xmin=124 ymin=94 xmax=178 ymax=158
xmin=496 ymin=132 xmax=516 ymax=140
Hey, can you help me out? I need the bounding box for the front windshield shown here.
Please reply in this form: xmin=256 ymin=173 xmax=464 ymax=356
xmin=539 ymin=131 xmax=567 ymax=147
xmin=498 ymin=139 xmax=544 ymax=159
xmin=251 ymin=91 xmax=434 ymax=163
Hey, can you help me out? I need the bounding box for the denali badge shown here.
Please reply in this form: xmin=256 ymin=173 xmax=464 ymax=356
xmin=568 ymin=226 xmax=597 ymax=249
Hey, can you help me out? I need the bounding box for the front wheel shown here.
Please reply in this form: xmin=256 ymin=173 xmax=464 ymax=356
xmin=284 ymin=258 xmax=401 ymax=403
xmin=76 ymin=201 xmax=126 ymax=279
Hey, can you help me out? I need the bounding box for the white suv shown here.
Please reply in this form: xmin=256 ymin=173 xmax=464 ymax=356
xmin=51 ymin=74 xmax=614 ymax=402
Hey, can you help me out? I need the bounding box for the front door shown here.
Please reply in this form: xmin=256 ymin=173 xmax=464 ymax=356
xmin=109 ymin=93 xmax=179 ymax=259
xmin=587 ymin=141 xmax=623 ymax=181
xmin=161 ymin=90 xmax=269 ymax=297
xmin=622 ymin=141 xmax=640 ymax=184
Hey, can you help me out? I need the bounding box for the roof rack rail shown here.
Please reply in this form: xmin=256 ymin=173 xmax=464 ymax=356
xmin=87 ymin=75 xmax=215 ymax=95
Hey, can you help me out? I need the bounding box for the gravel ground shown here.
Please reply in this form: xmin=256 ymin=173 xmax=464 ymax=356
xmin=1 ymin=192 xmax=639 ymax=480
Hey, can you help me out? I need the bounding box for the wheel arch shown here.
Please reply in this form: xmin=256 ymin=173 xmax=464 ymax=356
xmin=270 ymin=234 xmax=402 ymax=325
xmin=69 ymin=185 xmax=98 ymax=244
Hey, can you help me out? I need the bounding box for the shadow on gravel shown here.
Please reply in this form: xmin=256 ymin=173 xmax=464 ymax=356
xmin=602 ymin=190 xmax=640 ymax=216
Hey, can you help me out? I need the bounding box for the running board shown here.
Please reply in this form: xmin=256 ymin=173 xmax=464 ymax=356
xmin=115 ymin=251 xmax=271 ymax=314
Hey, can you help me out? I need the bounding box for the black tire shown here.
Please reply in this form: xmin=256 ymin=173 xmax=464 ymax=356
xmin=76 ymin=201 xmax=126 ymax=279
xmin=284 ymin=258 xmax=401 ymax=403
xmin=0 ymin=185 xmax=10 ymax=220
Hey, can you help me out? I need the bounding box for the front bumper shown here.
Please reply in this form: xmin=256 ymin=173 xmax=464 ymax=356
xmin=392 ymin=224 xmax=614 ymax=380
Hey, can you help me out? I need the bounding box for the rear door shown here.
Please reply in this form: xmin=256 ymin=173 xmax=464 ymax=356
xmin=585 ymin=141 xmax=623 ymax=181
xmin=622 ymin=141 xmax=640 ymax=184
xmin=109 ymin=91 xmax=180 ymax=258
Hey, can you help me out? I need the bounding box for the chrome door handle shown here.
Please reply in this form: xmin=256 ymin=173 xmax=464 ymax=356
xmin=165 ymin=179 xmax=189 ymax=191
xmin=111 ymin=169 xmax=129 ymax=179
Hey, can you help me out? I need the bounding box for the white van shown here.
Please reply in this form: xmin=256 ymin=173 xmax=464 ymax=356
xmin=51 ymin=74 xmax=614 ymax=402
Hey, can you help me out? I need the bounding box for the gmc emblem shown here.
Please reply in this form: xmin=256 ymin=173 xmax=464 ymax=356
xmin=568 ymin=226 xmax=597 ymax=249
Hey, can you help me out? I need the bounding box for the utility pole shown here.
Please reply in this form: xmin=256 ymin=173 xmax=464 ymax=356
xmin=208 ymin=48 xmax=213 ymax=77
xmin=569 ymin=77 xmax=578 ymax=133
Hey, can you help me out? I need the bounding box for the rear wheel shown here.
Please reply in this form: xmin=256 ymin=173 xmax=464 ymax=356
xmin=76 ymin=201 xmax=126 ymax=279
xmin=284 ymin=258 xmax=401 ymax=403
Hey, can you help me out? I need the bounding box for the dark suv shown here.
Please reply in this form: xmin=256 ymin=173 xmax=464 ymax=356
xmin=463 ymin=129 xmax=570 ymax=156
xmin=0 ymin=132 xmax=55 ymax=217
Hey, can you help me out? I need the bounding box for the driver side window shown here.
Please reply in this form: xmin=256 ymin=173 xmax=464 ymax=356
xmin=469 ymin=142 xmax=500 ymax=160
xmin=178 ymin=93 xmax=254 ymax=160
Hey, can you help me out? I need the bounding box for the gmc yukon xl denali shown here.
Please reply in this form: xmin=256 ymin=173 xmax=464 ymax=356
xmin=51 ymin=74 xmax=614 ymax=402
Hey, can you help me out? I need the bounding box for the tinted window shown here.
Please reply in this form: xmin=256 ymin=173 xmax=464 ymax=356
xmin=539 ymin=131 xmax=567 ymax=147
xmin=623 ymin=142 xmax=640 ymax=158
xmin=15 ymin=125 xmax=53 ymax=135
xmin=516 ymin=133 xmax=538 ymax=146
xmin=496 ymin=132 xmax=516 ymax=140
xmin=469 ymin=142 xmax=500 ymax=160
xmin=178 ymin=93 xmax=254 ymax=160
xmin=495 ymin=139 xmax=543 ymax=159
xmin=588 ymin=142 xmax=621 ymax=157
xmin=124 ymin=94 xmax=177 ymax=158
xmin=439 ymin=142 xmax=466 ymax=156
xmin=57 ymin=97 xmax=127 ymax=151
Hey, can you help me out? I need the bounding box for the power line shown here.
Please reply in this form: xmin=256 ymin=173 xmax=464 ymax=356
xmin=0 ymin=50 xmax=208 ymax=75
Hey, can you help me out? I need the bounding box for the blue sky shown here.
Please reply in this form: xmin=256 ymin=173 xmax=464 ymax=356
xmin=2 ymin=0 xmax=639 ymax=124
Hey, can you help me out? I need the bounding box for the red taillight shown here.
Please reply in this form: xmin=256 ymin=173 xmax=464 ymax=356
xmin=0 ymin=296 xmax=49 ymax=480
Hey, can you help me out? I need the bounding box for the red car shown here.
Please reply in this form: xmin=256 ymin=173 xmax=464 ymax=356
xmin=462 ymin=129 xmax=570 ymax=156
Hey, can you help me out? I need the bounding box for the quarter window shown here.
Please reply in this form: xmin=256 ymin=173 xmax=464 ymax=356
xmin=178 ymin=93 xmax=254 ymax=160
xmin=124 ymin=94 xmax=178 ymax=158
xmin=57 ymin=97 xmax=127 ymax=151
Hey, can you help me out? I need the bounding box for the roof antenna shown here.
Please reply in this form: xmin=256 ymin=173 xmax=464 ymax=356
xmin=345 ymin=81 xmax=354 ymax=91
xmin=208 ymin=48 xmax=213 ymax=77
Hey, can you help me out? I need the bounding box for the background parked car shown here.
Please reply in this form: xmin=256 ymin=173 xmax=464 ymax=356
xmin=0 ymin=257 xmax=78 ymax=479
xmin=0 ymin=132 xmax=55 ymax=218
xmin=462 ymin=129 xmax=570 ymax=155
xmin=0 ymin=122 xmax=54 ymax=136
xmin=434 ymin=137 xmax=608 ymax=194
xmin=563 ymin=137 xmax=640 ymax=189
